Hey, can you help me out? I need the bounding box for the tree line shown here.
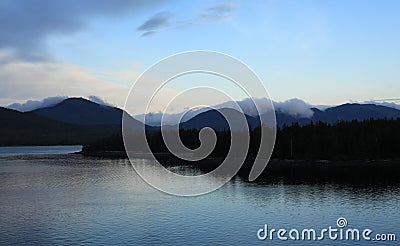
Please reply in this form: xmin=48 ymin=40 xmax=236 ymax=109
xmin=83 ymin=118 xmax=400 ymax=161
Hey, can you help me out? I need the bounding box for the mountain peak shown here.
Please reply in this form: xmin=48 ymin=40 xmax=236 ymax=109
xmin=179 ymin=107 xmax=260 ymax=131
xmin=31 ymin=97 xmax=122 ymax=125
xmin=59 ymin=97 xmax=100 ymax=106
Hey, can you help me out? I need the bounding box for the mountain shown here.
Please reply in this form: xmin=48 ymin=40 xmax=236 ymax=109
xmin=322 ymin=103 xmax=400 ymax=122
xmin=179 ymin=108 xmax=260 ymax=131
xmin=177 ymin=103 xmax=400 ymax=130
xmin=3 ymin=97 xmax=400 ymax=146
xmin=32 ymin=97 xmax=123 ymax=125
xmin=29 ymin=98 xmax=400 ymax=132
xmin=31 ymin=97 xmax=145 ymax=132
xmin=134 ymin=107 xmax=212 ymax=126
xmin=0 ymin=97 xmax=155 ymax=145
xmin=272 ymin=104 xmax=400 ymax=127
xmin=0 ymin=106 xmax=120 ymax=146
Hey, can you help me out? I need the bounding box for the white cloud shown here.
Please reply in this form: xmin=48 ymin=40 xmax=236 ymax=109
xmin=0 ymin=56 xmax=128 ymax=109
xmin=214 ymin=97 xmax=274 ymax=117
xmin=87 ymin=95 xmax=114 ymax=107
xmin=211 ymin=97 xmax=314 ymax=118
xmin=0 ymin=53 xmax=184 ymax=115
xmin=273 ymin=98 xmax=314 ymax=118
xmin=6 ymin=95 xmax=115 ymax=112
xmin=361 ymin=100 xmax=400 ymax=110
xmin=134 ymin=98 xmax=315 ymax=126
xmin=6 ymin=96 xmax=68 ymax=112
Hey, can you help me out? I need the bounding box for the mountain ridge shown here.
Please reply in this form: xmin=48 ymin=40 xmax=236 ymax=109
xmin=178 ymin=103 xmax=400 ymax=130
xmin=32 ymin=97 xmax=124 ymax=125
xmin=2 ymin=97 xmax=400 ymax=146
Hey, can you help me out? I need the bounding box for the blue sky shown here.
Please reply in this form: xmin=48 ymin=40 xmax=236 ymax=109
xmin=0 ymin=0 xmax=399 ymax=114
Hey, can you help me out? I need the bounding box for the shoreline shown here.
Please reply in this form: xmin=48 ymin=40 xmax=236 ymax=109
xmin=78 ymin=150 xmax=400 ymax=165
xmin=78 ymin=150 xmax=400 ymax=181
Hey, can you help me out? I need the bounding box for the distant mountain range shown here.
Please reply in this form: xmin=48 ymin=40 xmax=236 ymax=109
xmin=1 ymin=97 xmax=400 ymax=145
xmin=176 ymin=103 xmax=400 ymax=131
xmin=275 ymin=103 xmax=400 ymax=127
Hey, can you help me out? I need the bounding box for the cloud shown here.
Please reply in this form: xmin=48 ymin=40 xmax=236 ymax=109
xmin=212 ymin=97 xmax=314 ymax=118
xmin=0 ymin=55 xmax=129 ymax=110
xmin=134 ymin=98 xmax=315 ymax=126
xmin=88 ymin=95 xmax=114 ymax=107
xmin=207 ymin=2 xmax=237 ymax=12
xmin=212 ymin=98 xmax=273 ymax=117
xmin=137 ymin=2 xmax=237 ymax=36
xmin=0 ymin=0 xmax=165 ymax=60
xmin=361 ymin=100 xmax=400 ymax=111
xmin=141 ymin=31 xmax=157 ymax=37
xmin=313 ymin=105 xmax=333 ymax=111
xmin=6 ymin=96 xmax=68 ymax=112
xmin=273 ymin=98 xmax=314 ymax=118
xmin=0 ymin=52 xmax=183 ymax=116
xmin=6 ymin=95 xmax=114 ymax=112
xmin=201 ymin=2 xmax=237 ymax=21
xmin=215 ymin=98 xmax=314 ymax=118
xmin=137 ymin=11 xmax=173 ymax=33
xmin=134 ymin=107 xmax=211 ymax=126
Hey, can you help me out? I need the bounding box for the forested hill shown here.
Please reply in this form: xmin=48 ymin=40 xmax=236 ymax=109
xmin=273 ymin=119 xmax=400 ymax=160
xmin=84 ymin=118 xmax=400 ymax=161
xmin=0 ymin=106 xmax=120 ymax=146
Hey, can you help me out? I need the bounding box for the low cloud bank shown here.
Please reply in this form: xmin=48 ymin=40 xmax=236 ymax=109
xmin=88 ymin=95 xmax=114 ymax=107
xmin=134 ymin=107 xmax=211 ymax=126
xmin=6 ymin=95 xmax=113 ymax=112
xmin=6 ymin=96 xmax=68 ymax=112
xmin=363 ymin=101 xmax=400 ymax=110
xmin=214 ymin=98 xmax=314 ymax=118
xmin=7 ymin=96 xmax=400 ymax=125
xmin=214 ymin=98 xmax=273 ymax=117
xmin=134 ymin=98 xmax=315 ymax=126
xmin=273 ymin=98 xmax=314 ymax=118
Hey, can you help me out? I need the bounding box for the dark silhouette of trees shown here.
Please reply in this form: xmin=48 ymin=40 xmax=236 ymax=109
xmin=84 ymin=118 xmax=400 ymax=161
xmin=273 ymin=118 xmax=400 ymax=160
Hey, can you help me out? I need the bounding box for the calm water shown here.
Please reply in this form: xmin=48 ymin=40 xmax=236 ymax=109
xmin=0 ymin=146 xmax=82 ymax=156
xmin=0 ymin=149 xmax=399 ymax=245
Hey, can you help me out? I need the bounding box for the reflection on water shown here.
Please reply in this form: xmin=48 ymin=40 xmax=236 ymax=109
xmin=0 ymin=153 xmax=399 ymax=245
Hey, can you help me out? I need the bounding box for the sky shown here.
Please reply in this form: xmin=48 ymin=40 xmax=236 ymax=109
xmin=0 ymin=0 xmax=399 ymax=115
